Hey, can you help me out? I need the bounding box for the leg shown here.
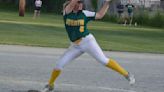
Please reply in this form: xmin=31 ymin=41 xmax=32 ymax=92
xmin=48 ymin=45 xmax=84 ymax=87
xmin=37 ymin=11 xmax=41 ymax=17
xmin=36 ymin=11 xmax=39 ymax=17
xmin=123 ymin=14 xmax=127 ymax=26
xmin=124 ymin=19 xmax=127 ymax=26
xmin=81 ymin=34 xmax=128 ymax=77
xmin=106 ymin=59 xmax=128 ymax=77
xmin=33 ymin=10 xmax=37 ymax=19
xmin=129 ymin=13 xmax=133 ymax=26
xmin=129 ymin=17 xmax=133 ymax=26
xmin=81 ymin=34 xmax=135 ymax=85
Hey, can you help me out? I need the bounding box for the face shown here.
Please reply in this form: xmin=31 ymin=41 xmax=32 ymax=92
xmin=73 ymin=1 xmax=83 ymax=11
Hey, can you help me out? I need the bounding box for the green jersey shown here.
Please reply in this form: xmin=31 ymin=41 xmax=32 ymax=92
xmin=63 ymin=10 xmax=96 ymax=42
xmin=126 ymin=4 xmax=134 ymax=13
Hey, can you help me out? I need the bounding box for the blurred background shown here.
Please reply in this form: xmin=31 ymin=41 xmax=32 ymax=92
xmin=0 ymin=0 xmax=163 ymax=28
xmin=0 ymin=0 xmax=163 ymax=13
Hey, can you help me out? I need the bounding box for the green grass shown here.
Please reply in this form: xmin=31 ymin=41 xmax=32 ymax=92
xmin=0 ymin=11 xmax=164 ymax=53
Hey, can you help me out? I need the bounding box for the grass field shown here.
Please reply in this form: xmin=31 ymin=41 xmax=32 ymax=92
xmin=0 ymin=11 xmax=164 ymax=53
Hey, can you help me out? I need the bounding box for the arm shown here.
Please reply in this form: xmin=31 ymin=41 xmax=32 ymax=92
xmin=64 ymin=0 xmax=79 ymax=14
xmin=95 ymin=0 xmax=111 ymax=19
xmin=132 ymin=5 xmax=135 ymax=8
xmin=41 ymin=1 xmax=42 ymax=6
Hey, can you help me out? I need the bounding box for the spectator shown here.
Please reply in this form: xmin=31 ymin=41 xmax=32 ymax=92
xmin=33 ymin=0 xmax=42 ymax=19
xmin=124 ymin=3 xmax=134 ymax=26
xmin=117 ymin=2 xmax=124 ymax=24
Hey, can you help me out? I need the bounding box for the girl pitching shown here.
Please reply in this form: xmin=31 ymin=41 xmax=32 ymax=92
xmin=41 ymin=0 xmax=135 ymax=92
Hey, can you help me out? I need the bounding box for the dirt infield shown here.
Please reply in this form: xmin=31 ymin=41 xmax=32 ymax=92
xmin=0 ymin=45 xmax=164 ymax=92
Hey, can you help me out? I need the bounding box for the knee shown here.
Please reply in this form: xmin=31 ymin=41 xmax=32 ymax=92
xmin=54 ymin=63 xmax=64 ymax=70
xmin=54 ymin=67 xmax=63 ymax=72
xmin=98 ymin=57 xmax=109 ymax=66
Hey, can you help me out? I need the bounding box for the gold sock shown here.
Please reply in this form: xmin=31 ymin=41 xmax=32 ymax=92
xmin=48 ymin=69 xmax=61 ymax=87
xmin=106 ymin=59 xmax=128 ymax=77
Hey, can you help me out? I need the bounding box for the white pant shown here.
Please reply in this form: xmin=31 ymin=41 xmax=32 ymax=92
xmin=55 ymin=34 xmax=109 ymax=70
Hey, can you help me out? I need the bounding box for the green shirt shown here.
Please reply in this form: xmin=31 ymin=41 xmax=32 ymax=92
xmin=126 ymin=4 xmax=134 ymax=13
xmin=63 ymin=10 xmax=96 ymax=42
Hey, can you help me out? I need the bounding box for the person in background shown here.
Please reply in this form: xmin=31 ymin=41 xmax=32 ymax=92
xmin=33 ymin=0 xmax=42 ymax=19
xmin=124 ymin=3 xmax=134 ymax=26
xmin=116 ymin=2 xmax=124 ymax=24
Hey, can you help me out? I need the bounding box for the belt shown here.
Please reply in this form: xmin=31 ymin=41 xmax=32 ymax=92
xmin=73 ymin=38 xmax=82 ymax=45
xmin=73 ymin=33 xmax=90 ymax=45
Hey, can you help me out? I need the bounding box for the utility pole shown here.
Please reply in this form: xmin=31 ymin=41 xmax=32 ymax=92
xmin=19 ymin=0 xmax=26 ymax=16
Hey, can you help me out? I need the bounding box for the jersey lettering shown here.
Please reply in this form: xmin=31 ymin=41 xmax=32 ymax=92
xmin=66 ymin=19 xmax=84 ymax=26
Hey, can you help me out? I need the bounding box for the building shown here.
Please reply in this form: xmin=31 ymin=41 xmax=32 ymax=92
xmin=120 ymin=0 xmax=160 ymax=8
xmin=161 ymin=0 xmax=164 ymax=9
xmin=83 ymin=0 xmax=162 ymax=15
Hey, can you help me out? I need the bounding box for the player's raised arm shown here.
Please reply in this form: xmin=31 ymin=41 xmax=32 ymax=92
xmin=64 ymin=0 xmax=79 ymax=14
xmin=95 ymin=0 xmax=112 ymax=19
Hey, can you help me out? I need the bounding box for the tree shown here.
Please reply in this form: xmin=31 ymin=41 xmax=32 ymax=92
xmin=19 ymin=0 xmax=26 ymax=16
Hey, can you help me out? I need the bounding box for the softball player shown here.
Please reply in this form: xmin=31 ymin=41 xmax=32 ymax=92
xmin=41 ymin=0 xmax=135 ymax=92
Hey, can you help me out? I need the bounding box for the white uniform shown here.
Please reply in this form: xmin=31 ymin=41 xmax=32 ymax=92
xmin=35 ymin=0 xmax=42 ymax=7
xmin=55 ymin=11 xmax=110 ymax=70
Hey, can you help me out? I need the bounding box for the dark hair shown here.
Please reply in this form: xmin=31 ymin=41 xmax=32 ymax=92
xmin=78 ymin=1 xmax=83 ymax=3
xmin=63 ymin=0 xmax=85 ymax=11
xmin=63 ymin=1 xmax=70 ymax=10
